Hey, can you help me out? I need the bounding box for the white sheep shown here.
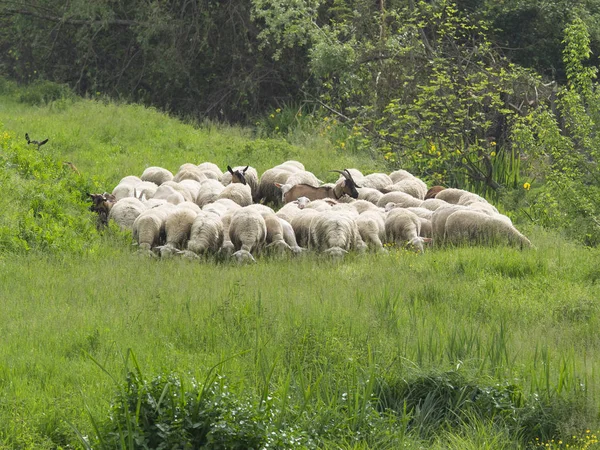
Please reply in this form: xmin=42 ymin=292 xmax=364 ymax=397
xmin=156 ymin=204 xmax=200 ymax=257
xmin=153 ymin=184 xmax=186 ymax=205
xmin=278 ymin=217 xmax=305 ymax=253
xmin=356 ymin=210 xmax=387 ymax=252
xmin=108 ymin=197 xmax=147 ymax=230
xmin=275 ymin=200 xmax=306 ymax=223
xmin=132 ymin=203 xmax=177 ymax=252
xmin=195 ymin=179 xmax=226 ymax=207
xmin=197 ymin=162 xmax=224 ymax=180
xmin=257 ymin=167 xmax=294 ymax=205
xmin=141 ymin=166 xmax=173 ymax=185
xmin=435 ymin=188 xmax=476 ymax=205
xmin=385 ymin=208 xmax=429 ymax=252
xmin=377 ymin=191 xmax=423 ymax=208
xmin=431 ymin=205 xmax=468 ymax=245
xmin=420 ymin=198 xmax=450 ymax=211
xmin=228 ymin=207 xmax=268 ymax=263
xmin=202 ymin=198 xmax=241 ymax=217
xmin=308 ymin=210 xmax=366 ymax=257
xmin=382 ymin=178 xmax=427 ymax=200
xmin=217 ymin=183 xmax=253 ymax=206
xmin=173 ymin=164 xmax=208 ymax=183
xmin=187 ymin=211 xmax=224 ymax=255
xmin=357 ymin=187 xmax=384 ymax=205
xmin=444 ymin=209 xmax=532 ymax=248
xmin=290 ymin=208 xmax=321 ymax=248
xmin=359 ymin=172 xmax=393 ymax=190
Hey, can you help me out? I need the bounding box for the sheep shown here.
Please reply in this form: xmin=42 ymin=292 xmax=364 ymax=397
xmin=359 ymin=172 xmax=393 ymax=190
xmin=357 ymin=187 xmax=384 ymax=205
xmin=406 ymin=207 xmax=434 ymax=220
xmin=228 ymin=207 xmax=268 ymax=263
xmin=420 ymin=198 xmax=450 ymax=211
xmin=195 ymin=179 xmax=226 ymax=207
xmin=187 ymin=211 xmax=224 ymax=255
xmin=431 ymin=205 xmax=468 ymax=245
xmin=382 ymin=178 xmax=427 ymax=199
xmin=435 ymin=188 xmax=477 ymax=205
xmin=217 ymin=183 xmax=253 ymax=206
xmin=308 ymin=209 xmax=366 ymax=257
xmin=173 ymin=164 xmax=208 ymax=183
xmin=177 ymin=179 xmax=203 ymax=203
xmin=351 ymin=199 xmax=383 ymax=214
xmin=132 ymin=203 xmax=177 ymax=252
xmin=385 ymin=208 xmax=430 ymax=253
xmin=203 ymin=198 xmax=241 ymax=217
xmin=153 ymin=184 xmax=186 ymax=205
xmin=197 ymin=162 xmax=223 ymax=180
xmin=377 ymin=191 xmax=423 ymax=209
xmin=285 ymin=170 xmax=322 ymax=188
xmin=108 ymin=197 xmax=147 ymax=230
xmin=264 ymin=213 xmax=293 ymax=255
xmin=444 ymin=210 xmax=532 ymax=248
xmin=278 ymin=160 xmax=305 ymax=171
xmin=389 ymin=169 xmax=417 ymax=183
xmin=156 ymin=204 xmax=200 ymax=257
xmin=419 ymin=218 xmax=433 ymax=238
xmin=304 ymin=199 xmax=335 ymax=211
xmin=356 ymin=210 xmax=387 ymax=252
xmin=112 ymin=181 xmax=140 ymax=201
xmin=257 ymin=167 xmax=295 ymax=205
xmin=276 ymin=169 xmax=360 ymax=203
xmin=276 ymin=199 xmax=307 ymax=223
xmin=290 ymin=208 xmax=321 ymax=248
xmin=141 ymin=166 xmax=173 ymax=185
xmin=221 ymin=165 xmax=260 ymax=201
xmin=278 ymin=217 xmax=305 ymax=253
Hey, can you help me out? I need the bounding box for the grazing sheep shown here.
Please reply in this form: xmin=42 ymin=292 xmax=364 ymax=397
xmin=108 ymin=197 xmax=147 ymax=230
xmin=278 ymin=217 xmax=305 ymax=253
xmin=290 ymin=208 xmax=321 ymax=248
xmin=419 ymin=218 xmax=433 ymax=238
xmin=153 ymin=184 xmax=186 ymax=205
xmin=156 ymin=204 xmax=200 ymax=257
xmin=112 ymin=181 xmax=140 ymax=201
xmin=278 ymin=160 xmax=305 ymax=171
xmin=420 ymin=198 xmax=450 ymax=211
xmin=406 ymin=207 xmax=434 ymax=220
xmin=132 ymin=203 xmax=177 ymax=252
xmin=308 ymin=210 xmax=366 ymax=256
xmin=360 ymin=173 xmax=393 ymax=190
xmin=356 ymin=210 xmax=387 ymax=251
xmin=385 ymin=208 xmax=429 ymax=253
xmin=217 ymin=183 xmax=253 ymax=206
xmin=377 ymin=192 xmax=423 ymax=208
xmin=444 ymin=210 xmax=532 ymax=248
xmin=389 ymin=169 xmax=417 ymax=183
xmin=187 ymin=211 xmax=224 ymax=255
xmin=431 ymin=205 xmax=468 ymax=245
xmin=203 ymin=198 xmax=241 ymax=217
xmin=195 ymin=179 xmax=226 ymax=207
xmin=357 ymin=187 xmax=384 ymax=205
xmin=197 ymin=162 xmax=224 ymax=180
xmin=435 ymin=188 xmax=475 ymax=205
xmin=264 ymin=213 xmax=293 ymax=254
xmin=351 ymin=199 xmax=382 ymax=214
xmin=276 ymin=200 xmax=306 ymax=223
xmin=257 ymin=167 xmax=294 ymax=205
xmin=228 ymin=207 xmax=268 ymax=262
xmin=177 ymin=179 xmax=203 ymax=203
xmin=382 ymin=178 xmax=427 ymax=199
xmin=141 ymin=166 xmax=173 ymax=185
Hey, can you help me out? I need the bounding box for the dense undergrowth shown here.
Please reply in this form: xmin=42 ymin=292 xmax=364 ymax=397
xmin=1 ymin=89 xmax=600 ymax=449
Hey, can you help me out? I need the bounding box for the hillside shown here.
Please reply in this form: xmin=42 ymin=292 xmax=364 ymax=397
xmin=1 ymin=96 xmax=600 ymax=449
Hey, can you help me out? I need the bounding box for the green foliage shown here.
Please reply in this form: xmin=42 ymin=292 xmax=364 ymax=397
xmin=0 ymin=129 xmax=101 ymax=255
xmin=17 ymin=80 xmax=76 ymax=106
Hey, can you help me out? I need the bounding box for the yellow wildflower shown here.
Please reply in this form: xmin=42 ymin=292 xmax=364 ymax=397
xmin=270 ymin=114 xmax=275 ymax=118
xmin=490 ymin=151 xmax=496 ymax=157
xmin=275 ymin=108 xmax=281 ymax=113
xmin=340 ymin=142 xmax=346 ymax=148
xmin=523 ymin=182 xmax=531 ymax=191
xmin=490 ymin=141 xmax=497 ymax=146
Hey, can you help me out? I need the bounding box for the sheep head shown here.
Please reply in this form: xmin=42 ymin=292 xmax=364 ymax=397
xmin=227 ymin=165 xmax=248 ymax=185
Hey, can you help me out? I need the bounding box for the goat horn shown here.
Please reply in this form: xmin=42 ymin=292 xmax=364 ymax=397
xmin=330 ymin=169 xmax=348 ymax=179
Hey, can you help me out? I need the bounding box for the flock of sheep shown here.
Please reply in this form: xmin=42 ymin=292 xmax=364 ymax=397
xmin=88 ymin=160 xmax=532 ymax=262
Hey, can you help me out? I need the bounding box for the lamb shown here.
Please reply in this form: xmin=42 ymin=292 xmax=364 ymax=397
xmin=217 ymin=183 xmax=253 ymax=206
xmin=187 ymin=211 xmax=224 ymax=255
xmin=141 ymin=166 xmax=173 ymax=185
xmin=444 ymin=210 xmax=532 ymax=248
xmin=108 ymin=197 xmax=147 ymax=230
xmin=308 ymin=209 xmax=366 ymax=257
xmin=377 ymin=191 xmax=423 ymax=208
xmin=195 ymin=179 xmax=225 ymax=207
xmin=228 ymin=207 xmax=268 ymax=263
xmin=385 ymin=208 xmax=430 ymax=252
xmin=221 ymin=165 xmax=260 ymax=201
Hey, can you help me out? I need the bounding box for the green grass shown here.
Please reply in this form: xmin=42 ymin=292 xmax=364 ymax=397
xmin=1 ymin=91 xmax=600 ymax=448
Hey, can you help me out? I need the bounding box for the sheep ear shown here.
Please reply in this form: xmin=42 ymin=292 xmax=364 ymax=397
xmin=227 ymin=165 xmax=234 ymax=174
xmin=243 ymin=166 xmax=249 ymax=172
xmin=274 ymin=182 xmax=283 ymax=189
xmin=423 ymin=238 xmax=433 ymax=243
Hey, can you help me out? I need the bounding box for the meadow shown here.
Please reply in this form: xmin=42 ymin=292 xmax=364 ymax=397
xmin=1 ymin=89 xmax=600 ymax=449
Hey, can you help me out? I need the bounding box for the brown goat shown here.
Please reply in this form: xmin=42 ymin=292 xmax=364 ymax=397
xmin=227 ymin=165 xmax=249 ymax=185
xmin=88 ymin=192 xmax=117 ymax=229
xmin=275 ymin=169 xmax=360 ymax=204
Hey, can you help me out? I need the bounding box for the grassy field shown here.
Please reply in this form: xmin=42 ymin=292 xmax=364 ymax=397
xmin=1 ymin=91 xmax=600 ymax=449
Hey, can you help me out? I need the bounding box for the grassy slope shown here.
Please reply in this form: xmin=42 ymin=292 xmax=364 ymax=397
xmin=1 ymin=96 xmax=600 ymax=449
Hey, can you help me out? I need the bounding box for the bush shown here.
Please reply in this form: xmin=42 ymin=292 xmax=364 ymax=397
xmin=17 ymin=80 xmax=76 ymax=106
